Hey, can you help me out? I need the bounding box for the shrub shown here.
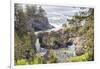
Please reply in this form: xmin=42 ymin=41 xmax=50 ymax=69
xmin=16 ymin=59 xmax=27 ymax=65
xmin=66 ymin=51 xmax=93 ymax=62
xmin=31 ymin=55 xmax=46 ymax=64
xmin=47 ymin=51 xmax=57 ymax=63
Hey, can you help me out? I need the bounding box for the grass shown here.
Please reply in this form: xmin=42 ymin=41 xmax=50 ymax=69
xmin=16 ymin=59 xmax=27 ymax=65
xmin=66 ymin=51 xmax=93 ymax=62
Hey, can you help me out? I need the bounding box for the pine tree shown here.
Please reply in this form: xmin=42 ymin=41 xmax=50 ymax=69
xmin=38 ymin=6 xmax=46 ymax=17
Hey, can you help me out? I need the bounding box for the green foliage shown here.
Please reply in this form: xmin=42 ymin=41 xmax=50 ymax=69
xmin=15 ymin=4 xmax=94 ymax=64
xmin=26 ymin=4 xmax=37 ymax=18
xmin=32 ymin=57 xmax=40 ymax=64
xmin=15 ymin=32 xmax=36 ymax=64
xmin=78 ymin=26 xmax=86 ymax=36
xmin=46 ymin=50 xmax=57 ymax=63
xmin=16 ymin=55 xmax=46 ymax=65
xmin=66 ymin=51 xmax=93 ymax=62
xmin=31 ymin=55 xmax=45 ymax=64
xmin=65 ymin=8 xmax=94 ymax=62
xmin=38 ymin=6 xmax=46 ymax=16
xmin=15 ymin=33 xmax=25 ymax=61
xmin=16 ymin=59 xmax=27 ymax=65
xmin=15 ymin=3 xmax=27 ymax=37
xmin=47 ymin=52 xmax=57 ymax=63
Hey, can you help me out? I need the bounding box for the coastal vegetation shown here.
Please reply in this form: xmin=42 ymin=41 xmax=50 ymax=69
xmin=14 ymin=3 xmax=94 ymax=65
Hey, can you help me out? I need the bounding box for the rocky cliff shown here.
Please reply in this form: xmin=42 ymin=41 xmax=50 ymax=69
xmin=27 ymin=15 xmax=54 ymax=32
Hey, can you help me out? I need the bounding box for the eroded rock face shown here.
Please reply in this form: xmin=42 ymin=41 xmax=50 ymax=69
xmin=27 ymin=16 xmax=54 ymax=31
xmin=68 ymin=37 xmax=86 ymax=56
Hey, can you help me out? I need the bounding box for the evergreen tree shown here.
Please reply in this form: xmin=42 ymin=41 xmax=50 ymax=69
xmin=26 ymin=4 xmax=37 ymax=19
xmin=15 ymin=3 xmax=27 ymax=37
xmin=38 ymin=6 xmax=46 ymax=17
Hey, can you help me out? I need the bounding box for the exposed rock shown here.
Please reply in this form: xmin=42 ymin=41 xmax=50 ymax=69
xmin=27 ymin=16 xmax=54 ymax=31
xmin=69 ymin=37 xmax=86 ymax=56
